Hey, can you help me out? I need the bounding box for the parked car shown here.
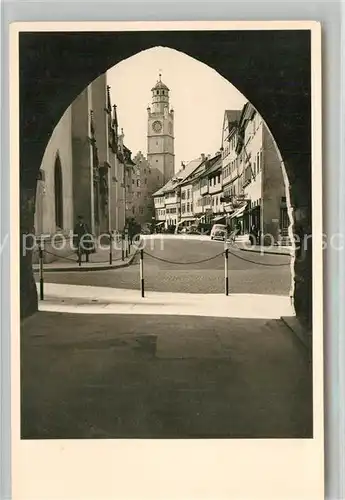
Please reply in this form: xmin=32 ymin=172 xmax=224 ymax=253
xmin=210 ymin=223 xmax=228 ymax=241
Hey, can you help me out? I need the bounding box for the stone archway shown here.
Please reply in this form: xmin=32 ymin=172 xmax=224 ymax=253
xmin=19 ymin=30 xmax=312 ymax=326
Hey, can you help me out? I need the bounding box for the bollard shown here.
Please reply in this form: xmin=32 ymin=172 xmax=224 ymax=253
xmin=121 ymin=234 xmax=125 ymax=261
xmin=224 ymin=247 xmax=229 ymax=296
xmin=78 ymin=247 xmax=82 ymax=267
xmin=39 ymin=239 xmax=44 ymax=300
xmin=109 ymin=231 xmax=113 ymax=265
xmin=140 ymin=249 xmax=145 ymax=298
xmin=125 ymin=230 xmax=129 ymax=259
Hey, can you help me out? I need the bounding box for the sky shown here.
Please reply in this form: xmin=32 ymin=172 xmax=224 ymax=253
xmin=107 ymin=47 xmax=247 ymax=171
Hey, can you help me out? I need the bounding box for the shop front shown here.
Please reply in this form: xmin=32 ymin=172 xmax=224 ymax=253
xmin=229 ymin=203 xmax=248 ymax=234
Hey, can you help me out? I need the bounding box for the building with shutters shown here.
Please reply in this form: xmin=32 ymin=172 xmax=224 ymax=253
xmin=220 ymin=103 xmax=288 ymax=244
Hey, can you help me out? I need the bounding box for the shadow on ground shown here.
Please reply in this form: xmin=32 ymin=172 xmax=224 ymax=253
xmin=21 ymin=312 xmax=312 ymax=439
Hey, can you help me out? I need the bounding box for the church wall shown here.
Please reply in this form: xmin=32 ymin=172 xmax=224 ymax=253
xmin=91 ymin=73 xmax=110 ymax=234
xmin=34 ymin=107 xmax=74 ymax=237
xmin=33 ymin=106 xmax=74 ymax=264
xmin=71 ymin=86 xmax=94 ymax=234
xmin=109 ymin=153 xmax=126 ymax=233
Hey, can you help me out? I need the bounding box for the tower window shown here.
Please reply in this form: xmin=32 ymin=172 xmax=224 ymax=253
xmin=162 ymin=91 xmax=165 ymax=95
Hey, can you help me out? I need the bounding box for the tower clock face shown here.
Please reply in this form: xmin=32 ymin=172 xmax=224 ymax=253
xmin=152 ymin=120 xmax=162 ymax=133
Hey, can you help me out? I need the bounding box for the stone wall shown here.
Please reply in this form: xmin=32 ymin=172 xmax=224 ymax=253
xmin=34 ymin=107 xmax=74 ymax=236
xmin=262 ymin=124 xmax=286 ymax=243
xmin=71 ymin=87 xmax=93 ymax=232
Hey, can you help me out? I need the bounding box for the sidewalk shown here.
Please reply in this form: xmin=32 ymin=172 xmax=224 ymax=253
xmin=32 ymin=245 xmax=138 ymax=273
xmin=22 ymin=308 xmax=312 ymax=439
xmin=37 ymin=282 xmax=295 ymax=319
xmin=234 ymin=242 xmax=293 ymax=256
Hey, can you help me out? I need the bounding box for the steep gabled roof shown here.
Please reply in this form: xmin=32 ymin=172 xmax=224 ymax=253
xmin=206 ymin=153 xmax=222 ymax=176
xmin=238 ymin=102 xmax=256 ymax=130
xmin=225 ymin=109 xmax=242 ymax=125
xmin=153 ymin=157 xmax=204 ymax=196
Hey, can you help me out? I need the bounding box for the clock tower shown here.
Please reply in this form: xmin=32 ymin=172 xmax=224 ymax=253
xmin=147 ymin=73 xmax=175 ymax=184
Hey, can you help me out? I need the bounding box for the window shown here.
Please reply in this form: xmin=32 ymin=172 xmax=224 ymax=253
xmin=139 ymin=207 xmax=144 ymax=215
xmin=181 ymin=191 xmax=186 ymax=200
xmin=145 ymin=178 xmax=147 ymax=185
xmin=137 ymin=179 xmax=141 ymax=187
xmin=260 ymin=150 xmax=263 ymax=171
xmin=132 ymin=179 xmax=135 ymax=184
xmin=186 ymin=202 xmax=190 ymax=212
xmin=182 ymin=204 xmax=186 ymax=214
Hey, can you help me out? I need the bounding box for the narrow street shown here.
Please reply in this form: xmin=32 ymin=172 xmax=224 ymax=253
xmin=37 ymin=236 xmax=291 ymax=295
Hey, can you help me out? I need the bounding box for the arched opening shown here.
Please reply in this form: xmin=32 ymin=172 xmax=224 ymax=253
xmin=19 ymin=30 xmax=315 ymax=444
xmin=20 ymin=30 xmax=312 ymax=325
xmin=54 ymin=153 xmax=63 ymax=230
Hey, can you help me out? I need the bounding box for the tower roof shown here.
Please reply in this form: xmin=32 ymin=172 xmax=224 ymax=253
xmin=151 ymin=73 xmax=169 ymax=92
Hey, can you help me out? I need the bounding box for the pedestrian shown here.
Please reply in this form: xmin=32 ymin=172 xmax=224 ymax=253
xmin=73 ymin=215 xmax=95 ymax=263
xmin=236 ymin=220 xmax=242 ymax=235
xmin=250 ymin=223 xmax=258 ymax=246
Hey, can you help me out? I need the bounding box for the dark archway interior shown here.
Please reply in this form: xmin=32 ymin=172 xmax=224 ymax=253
xmin=20 ymin=30 xmax=312 ymax=327
xmin=54 ymin=153 xmax=63 ymax=229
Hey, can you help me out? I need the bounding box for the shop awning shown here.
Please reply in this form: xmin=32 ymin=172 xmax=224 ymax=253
xmin=230 ymin=203 xmax=248 ymax=219
xmin=177 ymin=218 xmax=196 ymax=225
xmin=213 ymin=215 xmax=226 ymax=222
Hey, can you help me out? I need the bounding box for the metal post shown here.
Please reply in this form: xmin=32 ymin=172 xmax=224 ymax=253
xmin=224 ymin=247 xmax=229 ymax=296
xmin=109 ymin=231 xmax=113 ymax=265
xmin=78 ymin=246 xmax=82 ymax=267
xmin=125 ymin=229 xmax=129 ymax=258
xmin=39 ymin=238 xmax=44 ymax=300
xmin=140 ymin=249 xmax=144 ymax=298
xmin=121 ymin=233 xmax=125 ymax=261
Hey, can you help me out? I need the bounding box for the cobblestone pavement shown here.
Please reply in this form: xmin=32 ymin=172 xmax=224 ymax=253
xmin=37 ymin=237 xmax=291 ymax=296
xmin=21 ymin=312 xmax=312 ymax=439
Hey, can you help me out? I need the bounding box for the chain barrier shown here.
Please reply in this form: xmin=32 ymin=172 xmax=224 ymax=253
xmin=142 ymin=247 xmax=290 ymax=267
xmin=226 ymin=246 xmax=291 ymax=267
xmin=43 ymin=248 xmax=126 ymax=264
xmin=142 ymin=250 xmax=226 ymax=265
xmin=43 ymin=249 xmax=80 ymax=263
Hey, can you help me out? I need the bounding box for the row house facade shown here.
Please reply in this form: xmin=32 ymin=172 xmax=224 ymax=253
xmin=152 ymin=104 xmax=288 ymax=243
xmin=220 ymin=103 xmax=287 ymax=243
xmin=153 ymin=157 xmax=204 ymax=229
